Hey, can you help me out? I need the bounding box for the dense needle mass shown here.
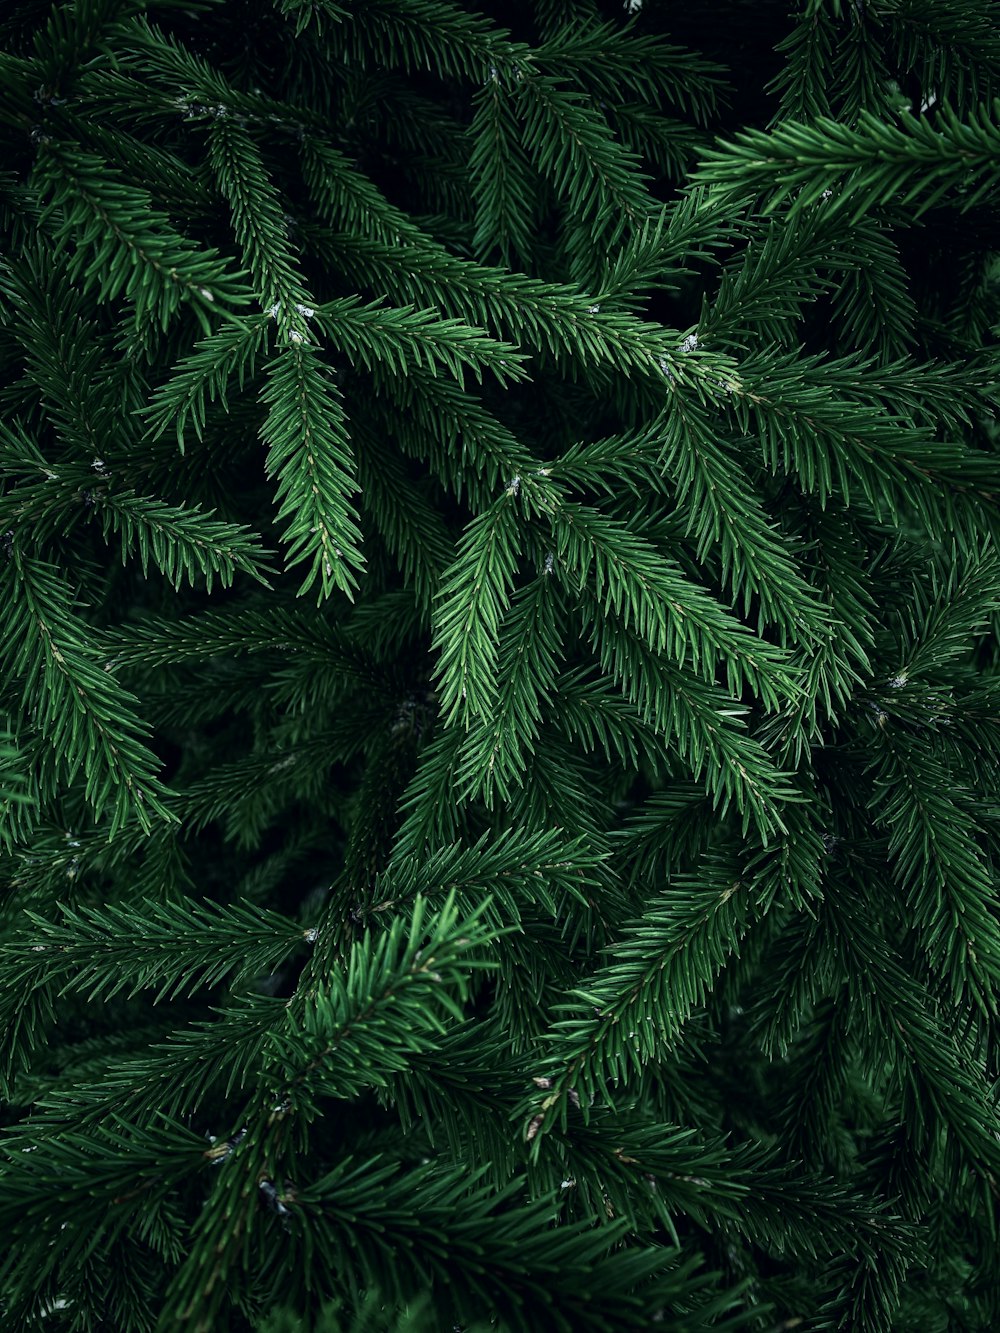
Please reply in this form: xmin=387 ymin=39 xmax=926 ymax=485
xmin=0 ymin=2 xmax=998 ymax=1330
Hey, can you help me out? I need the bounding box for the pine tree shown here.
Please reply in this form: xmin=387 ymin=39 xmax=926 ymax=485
xmin=1 ymin=0 xmax=999 ymax=1329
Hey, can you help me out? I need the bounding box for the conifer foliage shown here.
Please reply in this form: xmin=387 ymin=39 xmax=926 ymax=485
xmin=1 ymin=0 xmax=999 ymax=1328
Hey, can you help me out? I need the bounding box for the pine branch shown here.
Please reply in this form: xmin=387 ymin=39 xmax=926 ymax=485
xmin=523 ymin=847 xmax=756 ymax=1146
xmin=260 ymin=341 xmax=365 ymax=601
xmin=313 ymin=296 xmax=529 ymax=384
xmin=7 ymin=895 xmax=312 ymax=1003
xmin=586 ymin=608 xmax=801 ymax=840
xmin=291 ymin=1159 xmax=752 ymax=1333
xmin=694 ymin=102 xmax=1000 ymax=224
xmin=206 ymin=117 xmax=312 ymax=327
xmin=431 ymin=490 xmax=523 ymax=726
xmin=158 ymin=891 xmax=503 ymax=1333
xmin=32 ymin=140 xmax=249 ymax=332
xmin=453 ymin=571 xmax=564 ymax=806
xmin=514 ymin=74 xmax=653 ymax=238
xmin=552 ymin=500 xmax=803 ymax=710
xmin=0 ymin=547 xmax=175 ymax=836
xmin=534 ymin=19 xmax=727 ymax=124
xmin=347 ymin=0 xmax=521 ymax=84
xmin=869 ymin=731 xmax=1000 ymax=1018
xmin=143 ymin=317 xmax=269 ymax=450
xmin=469 ymin=74 xmax=539 ymax=263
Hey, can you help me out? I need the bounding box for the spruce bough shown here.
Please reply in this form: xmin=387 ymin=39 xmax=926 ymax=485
xmin=1 ymin=0 xmax=999 ymax=1329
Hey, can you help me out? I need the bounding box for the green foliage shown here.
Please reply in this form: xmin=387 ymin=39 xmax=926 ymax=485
xmin=0 ymin=0 xmax=999 ymax=1331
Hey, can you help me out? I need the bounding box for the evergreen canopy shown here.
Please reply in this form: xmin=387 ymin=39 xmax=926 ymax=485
xmin=1 ymin=0 xmax=999 ymax=1329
